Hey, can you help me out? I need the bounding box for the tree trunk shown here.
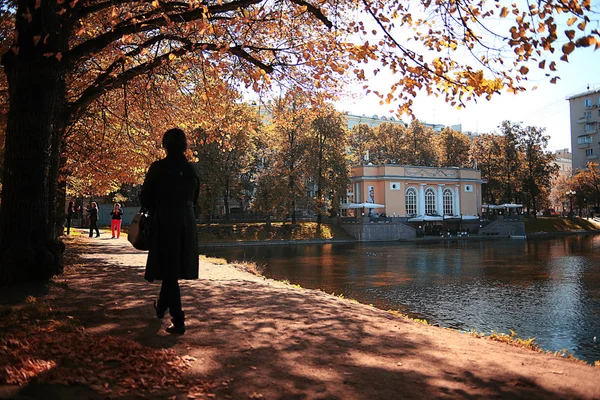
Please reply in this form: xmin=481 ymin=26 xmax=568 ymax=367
xmin=0 ymin=57 xmax=66 ymax=285
xmin=54 ymin=153 xmax=69 ymax=237
xmin=223 ymin=191 xmax=230 ymax=222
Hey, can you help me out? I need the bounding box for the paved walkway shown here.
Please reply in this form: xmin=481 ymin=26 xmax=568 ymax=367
xmin=3 ymin=231 xmax=600 ymax=399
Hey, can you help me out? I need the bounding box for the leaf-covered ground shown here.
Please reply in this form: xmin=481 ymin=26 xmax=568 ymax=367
xmin=0 ymin=297 xmax=211 ymax=399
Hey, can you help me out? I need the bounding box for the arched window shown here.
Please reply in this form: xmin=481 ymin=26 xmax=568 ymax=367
xmin=425 ymin=188 xmax=436 ymax=215
xmin=443 ymin=188 xmax=454 ymax=216
xmin=405 ymin=188 xmax=417 ymax=216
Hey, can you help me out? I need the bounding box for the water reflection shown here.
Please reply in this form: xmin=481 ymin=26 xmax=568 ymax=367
xmin=205 ymin=235 xmax=600 ymax=363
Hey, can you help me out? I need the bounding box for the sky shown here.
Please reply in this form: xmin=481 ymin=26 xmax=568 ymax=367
xmin=336 ymin=10 xmax=600 ymax=153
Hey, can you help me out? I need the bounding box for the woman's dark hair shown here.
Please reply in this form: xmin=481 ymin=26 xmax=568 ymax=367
xmin=162 ymin=128 xmax=187 ymax=154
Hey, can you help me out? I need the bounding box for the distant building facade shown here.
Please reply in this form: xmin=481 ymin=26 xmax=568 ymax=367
xmin=344 ymin=113 xmax=446 ymax=132
xmin=553 ymin=148 xmax=573 ymax=179
xmin=568 ymin=88 xmax=600 ymax=171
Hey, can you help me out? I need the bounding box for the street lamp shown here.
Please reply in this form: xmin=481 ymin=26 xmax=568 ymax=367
xmin=566 ymin=190 xmax=576 ymax=218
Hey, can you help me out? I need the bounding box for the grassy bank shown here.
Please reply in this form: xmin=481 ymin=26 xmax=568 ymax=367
xmin=525 ymin=217 xmax=600 ymax=234
xmin=197 ymin=222 xmax=353 ymax=242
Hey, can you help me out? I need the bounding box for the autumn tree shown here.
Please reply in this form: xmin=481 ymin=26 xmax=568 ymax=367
xmin=497 ymin=121 xmax=524 ymax=204
xmin=191 ymin=102 xmax=257 ymax=221
xmin=348 ymin=124 xmax=374 ymax=165
xmin=1 ymin=0 xmax=597 ymax=284
xmin=572 ymin=162 xmax=600 ymax=213
xmin=437 ymin=128 xmax=472 ymax=168
xmin=517 ymin=124 xmax=558 ymax=216
xmin=400 ymin=120 xmax=438 ymax=167
xmin=370 ymin=122 xmax=406 ymax=164
xmin=267 ymin=90 xmax=315 ymax=224
xmin=307 ymin=104 xmax=349 ymax=224
xmin=470 ymin=134 xmax=503 ymax=204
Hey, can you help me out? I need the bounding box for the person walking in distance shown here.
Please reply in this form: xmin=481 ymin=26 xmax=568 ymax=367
xmin=66 ymin=200 xmax=75 ymax=235
xmin=110 ymin=203 xmax=124 ymax=238
xmin=140 ymin=128 xmax=200 ymax=335
xmin=87 ymin=202 xmax=100 ymax=238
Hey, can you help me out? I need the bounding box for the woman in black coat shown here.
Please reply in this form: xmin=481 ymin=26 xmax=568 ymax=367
xmin=140 ymin=128 xmax=200 ymax=334
xmin=87 ymin=202 xmax=100 ymax=238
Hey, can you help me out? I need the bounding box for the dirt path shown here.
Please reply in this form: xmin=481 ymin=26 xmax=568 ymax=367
xmin=3 ymin=231 xmax=600 ymax=399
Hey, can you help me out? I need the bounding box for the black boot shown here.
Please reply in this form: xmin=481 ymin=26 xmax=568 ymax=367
xmin=153 ymin=300 xmax=167 ymax=319
xmin=166 ymin=312 xmax=185 ymax=334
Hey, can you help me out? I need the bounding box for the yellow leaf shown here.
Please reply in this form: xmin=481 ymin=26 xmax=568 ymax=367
xmin=519 ymin=66 xmax=529 ymax=75
xmin=566 ymin=17 xmax=577 ymax=26
xmin=500 ymin=6 xmax=509 ymax=17
xmin=538 ymin=60 xmax=546 ymax=69
xmin=577 ymin=21 xmax=587 ymax=31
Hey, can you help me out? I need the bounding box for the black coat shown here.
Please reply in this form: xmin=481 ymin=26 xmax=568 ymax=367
xmin=140 ymin=154 xmax=200 ymax=282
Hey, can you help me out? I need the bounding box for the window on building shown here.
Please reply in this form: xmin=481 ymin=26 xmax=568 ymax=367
xmin=586 ymin=148 xmax=594 ymax=156
xmin=584 ymin=111 xmax=592 ymax=119
xmin=578 ymin=136 xmax=593 ymax=144
xmin=425 ymin=188 xmax=436 ymax=215
xmin=585 ymin=123 xmax=596 ymax=132
xmin=405 ymin=188 xmax=417 ymax=216
xmin=443 ymin=188 xmax=454 ymax=216
xmin=585 ymin=99 xmax=592 ymax=107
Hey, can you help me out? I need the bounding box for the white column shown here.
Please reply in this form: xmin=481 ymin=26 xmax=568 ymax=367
xmin=437 ymin=184 xmax=444 ymax=216
xmin=355 ymin=183 xmax=360 ymax=203
xmin=419 ymin=184 xmax=426 ymax=215
xmin=455 ymin=185 xmax=461 ymax=216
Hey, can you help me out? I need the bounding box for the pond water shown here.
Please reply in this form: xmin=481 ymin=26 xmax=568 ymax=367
xmin=204 ymin=235 xmax=600 ymax=363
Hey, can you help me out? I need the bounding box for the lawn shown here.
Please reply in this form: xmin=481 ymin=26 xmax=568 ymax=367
xmin=197 ymin=222 xmax=353 ymax=242
xmin=525 ymin=217 xmax=600 ymax=234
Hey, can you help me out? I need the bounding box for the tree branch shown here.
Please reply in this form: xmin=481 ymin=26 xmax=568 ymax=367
xmin=68 ymin=41 xmax=274 ymax=119
xmin=65 ymin=0 xmax=263 ymax=64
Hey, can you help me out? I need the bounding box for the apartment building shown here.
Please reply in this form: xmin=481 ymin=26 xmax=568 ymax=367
xmin=569 ymin=88 xmax=600 ymax=171
xmin=554 ymin=148 xmax=573 ymax=179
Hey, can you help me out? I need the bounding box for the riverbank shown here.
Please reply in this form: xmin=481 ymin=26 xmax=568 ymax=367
xmin=1 ymin=232 xmax=599 ymax=399
xmin=196 ymin=217 xmax=600 ymax=247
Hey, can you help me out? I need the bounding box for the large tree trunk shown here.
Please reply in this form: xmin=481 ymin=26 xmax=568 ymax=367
xmin=54 ymin=152 xmax=69 ymax=238
xmin=0 ymin=56 xmax=66 ymax=285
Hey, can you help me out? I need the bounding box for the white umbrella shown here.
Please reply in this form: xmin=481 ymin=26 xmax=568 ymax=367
xmin=346 ymin=202 xmax=385 ymax=209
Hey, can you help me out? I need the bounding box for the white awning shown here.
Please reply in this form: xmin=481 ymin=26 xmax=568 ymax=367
xmin=340 ymin=202 xmax=385 ymax=209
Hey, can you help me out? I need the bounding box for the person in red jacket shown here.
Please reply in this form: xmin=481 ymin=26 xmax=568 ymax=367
xmin=110 ymin=203 xmax=124 ymax=238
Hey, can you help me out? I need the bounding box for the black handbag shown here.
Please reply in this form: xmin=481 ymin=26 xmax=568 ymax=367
xmin=128 ymin=209 xmax=154 ymax=250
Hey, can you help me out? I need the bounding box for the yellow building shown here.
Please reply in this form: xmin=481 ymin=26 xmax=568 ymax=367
xmin=347 ymin=165 xmax=484 ymax=218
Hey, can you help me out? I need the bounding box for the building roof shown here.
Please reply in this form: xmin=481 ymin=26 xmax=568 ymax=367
xmin=566 ymin=88 xmax=600 ymax=101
